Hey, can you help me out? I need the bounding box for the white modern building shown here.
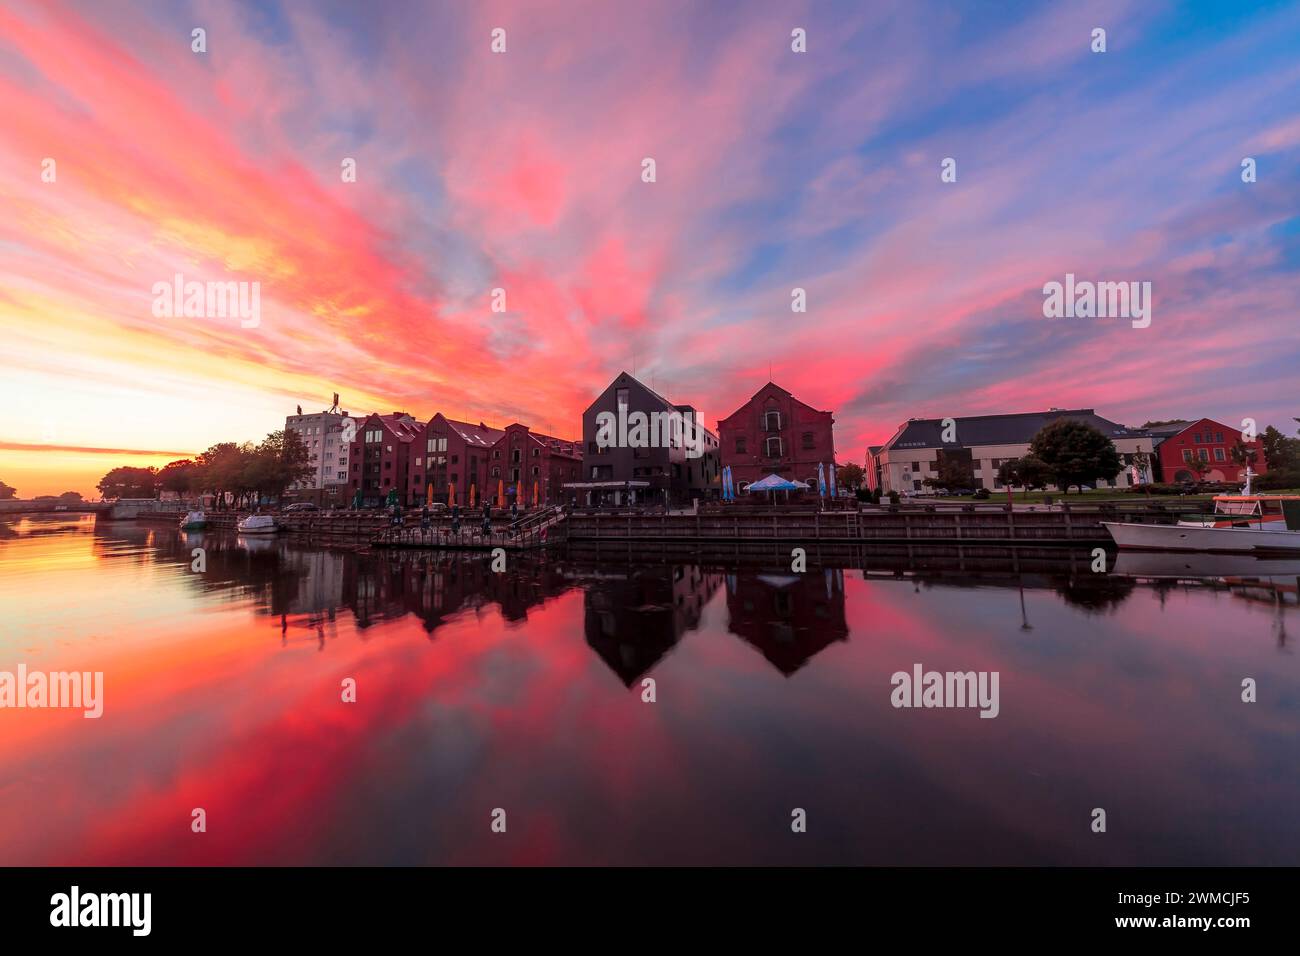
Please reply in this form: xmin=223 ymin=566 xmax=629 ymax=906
xmin=867 ymin=408 xmax=1155 ymax=494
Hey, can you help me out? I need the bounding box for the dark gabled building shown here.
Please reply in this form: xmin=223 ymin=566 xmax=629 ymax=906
xmin=573 ymin=371 xmax=720 ymax=506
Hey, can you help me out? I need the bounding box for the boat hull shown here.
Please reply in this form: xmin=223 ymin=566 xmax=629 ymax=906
xmin=236 ymin=518 xmax=279 ymax=535
xmin=1103 ymin=521 xmax=1300 ymax=554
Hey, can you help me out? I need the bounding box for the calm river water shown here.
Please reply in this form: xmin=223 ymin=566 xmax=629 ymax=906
xmin=1 ymin=514 xmax=1297 ymax=865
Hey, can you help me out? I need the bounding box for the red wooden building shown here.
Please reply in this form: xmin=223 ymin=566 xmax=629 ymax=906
xmin=1151 ymin=417 xmax=1265 ymax=483
xmin=717 ymin=382 xmax=836 ymax=491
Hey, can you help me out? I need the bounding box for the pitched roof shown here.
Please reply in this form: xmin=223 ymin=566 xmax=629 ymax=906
xmin=441 ymin=417 xmax=505 ymax=447
xmin=882 ymin=409 xmax=1143 ymax=452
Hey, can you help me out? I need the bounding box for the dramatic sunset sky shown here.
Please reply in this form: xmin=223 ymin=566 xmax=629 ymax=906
xmin=1 ymin=0 xmax=1297 ymax=497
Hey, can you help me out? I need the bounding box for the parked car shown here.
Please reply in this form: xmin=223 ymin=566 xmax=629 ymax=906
xmin=283 ymin=502 xmax=319 ymax=513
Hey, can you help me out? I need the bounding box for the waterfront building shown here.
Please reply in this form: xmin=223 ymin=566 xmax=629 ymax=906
xmin=483 ymin=423 xmax=582 ymax=507
xmin=868 ymin=408 xmax=1155 ymax=494
xmin=717 ymin=382 xmax=836 ymax=493
xmin=572 ymin=371 xmax=719 ymax=506
xmin=347 ymin=412 xmax=421 ymax=507
xmin=284 ymin=406 xmax=357 ymax=507
xmin=1149 ymin=418 xmax=1265 ymax=483
xmin=409 ymin=414 xmax=504 ymax=507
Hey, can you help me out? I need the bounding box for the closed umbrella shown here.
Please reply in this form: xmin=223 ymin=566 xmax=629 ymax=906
xmin=817 ymin=462 xmax=826 ymax=498
xmin=469 ymin=483 xmax=476 ymax=508
xmin=497 ymin=479 xmax=504 ymax=508
xmin=427 ymin=483 xmax=434 ymax=506
xmin=829 ymin=463 xmax=837 ymax=499
xmin=533 ymin=481 xmax=539 ymax=506
xmin=448 ymin=482 xmax=455 ymax=506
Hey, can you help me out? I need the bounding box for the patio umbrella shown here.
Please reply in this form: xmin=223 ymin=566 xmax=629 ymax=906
xmin=448 ymin=482 xmax=456 ymax=506
xmin=817 ymin=462 xmax=826 ymax=498
xmin=497 ymin=479 xmax=504 ymax=508
xmin=746 ymin=472 xmax=800 ymax=505
xmin=517 ymin=480 xmax=523 ymax=505
xmin=829 ymin=464 xmax=837 ymax=498
xmin=533 ymin=481 xmax=539 ymax=506
xmin=426 ymin=483 xmax=433 ymax=506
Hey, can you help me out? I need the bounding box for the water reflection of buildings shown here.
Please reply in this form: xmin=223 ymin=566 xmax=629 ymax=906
xmin=578 ymin=565 xmax=723 ymax=684
xmin=725 ymin=569 xmax=848 ymax=675
xmin=343 ymin=551 xmax=573 ymax=634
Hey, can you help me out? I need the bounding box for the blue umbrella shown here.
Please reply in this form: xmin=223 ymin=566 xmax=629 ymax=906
xmin=817 ymin=462 xmax=826 ymax=498
xmin=829 ymin=462 xmax=837 ymax=498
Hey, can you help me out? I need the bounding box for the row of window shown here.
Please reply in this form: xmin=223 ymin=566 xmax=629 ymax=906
xmin=1192 ymin=432 xmax=1225 ymax=444
xmin=1183 ymin=448 xmax=1226 ymax=462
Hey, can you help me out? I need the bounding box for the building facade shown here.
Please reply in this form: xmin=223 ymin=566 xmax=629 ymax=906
xmin=284 ymin=408 xmax=357 ymax=506
xmin=717 ymin=382 xmax=836 ymax=492
xmin=574 ymin=371 xmax=720 ymax=506
xmin=1150 ymin=418 xmax=1265 ymax=483
xmin=484 ymin=423 xmax=582 ymax=507
xmin=347 ymin=412 xmax=420 ymax=507
xmin=409 ymin=415 xmax=504 ymax=507
xmin=869 ymin=409 xmax=1155 ymax=494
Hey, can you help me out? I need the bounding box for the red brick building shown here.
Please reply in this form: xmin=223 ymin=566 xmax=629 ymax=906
xmin=1151 ymin=417 xmax=1265 ymax=483
xmin=484 ymin=423 xmax=582 ymax=507
xmin=348 ymin=412 xmax=421 ymax=506
xmin=717 ymin=382 xmax=836 ymax=491
xmin=409 ymin=415 xmax=504 ymax=507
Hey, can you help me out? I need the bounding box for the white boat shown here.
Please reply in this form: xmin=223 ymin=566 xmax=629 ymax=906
xmin=1104 ymin=489 xmax=1300 ymax=554
xmin=179 ymin=510 xmax=207 ymax=530
xmin=236 ymin=514 xmax=279 ymax=534
xmin=1114 ymin=550 xmax=1300 ymax=579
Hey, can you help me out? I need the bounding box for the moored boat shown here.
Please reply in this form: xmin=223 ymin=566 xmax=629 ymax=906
xmin=236 ymin=514 xmax=279 ymax=534
xmin=179 ymin=510 xmax=207 ymax=530
xmin=1105 ymin=491 xmax=1300 ymax=554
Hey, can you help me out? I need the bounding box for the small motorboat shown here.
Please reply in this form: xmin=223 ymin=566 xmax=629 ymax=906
xmin=179 ymin=510 xmax=207 ymax=530
xmin=1104 ymin=472 xmax=1300 ymax=554
xmin=236 ymin=514 xmax=279 ymax=534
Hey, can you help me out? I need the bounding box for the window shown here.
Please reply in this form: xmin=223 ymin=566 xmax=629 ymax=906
xmin=492 ymin=467 xmax=500 ymax=478
xmin=616 ymin=388 xmax=629 ymax=411
xmin=1214 ymin=447 xmax=1226 ymax=461
xmin=801 ymin=431 xmax=815 ymax=449
xmin=532 ymin=466 xmax=540 ymax=477
xmin=765 ymin=436 xmax=782 ymax=457
xmin=1193 ymin=433 xmax=1201 ymax=443
xmin=426 ymin=437 xmax=447 ymax=453
xmin=1214 ymin=432 xmax=1223 ymax=443
xmin=493 ymin=450 xmax=501 ymax=459
xmin=365 ymin=428 xmax=382 ymax=443
xmin=911 ymin=461 xmax=921 ymax=473
xmin=413 ymin=474 xmax=421 ymax=486
xmin=512 ymin=449 xmax=521 ymax=463
xmin=1198 ymin=448 xmax=1209 ymax=461
xmin=735 ymin=437 xmax=747 ymax=454
xmin=415 ymin=457 xmax=422 ymax=467
xmin=451 ymin=455 xmax=458 ymax=464
xmin=763 ymin=410 xmax=781 ymax=431
xmin=532 ymin=448 xmax=540 ymax=457
xmin=1182 ymin=449 xmax=1193 ymax=462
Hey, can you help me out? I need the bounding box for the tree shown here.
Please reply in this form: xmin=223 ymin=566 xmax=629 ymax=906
xmin=97 ymin=466 xmax=159 ymax=499
xmin=996 ymin=455 xmax=1050 ymax=498
xmin=158 ymin=459 xmax=198 ymax=495
xmin=837 ymin=462 xmax=864 ymax=491
xmin=250 ymin=430 xmax=313 ymax=503
xmin=923 ymin=451 xmax=977 ymax=492
xmin=193 ymin=442 xmax=247 ymax=509
xmin=0 ymin=480 xmax=16 ymax=500
xmin=1128 ymin=450 xmax=1153 ymax=496
xmin=1229 ymin=440 xmax=1258 ymax=469
xmin=1261 ymin=425 xmax=1299 ymax=471
xmin=1028 ymin=419 xmax=1122 ymax=493
xmin=58 ymin=491 xmax=83 ymax=503
xmin=1185 ymin=455 xmax=1210 ymax=481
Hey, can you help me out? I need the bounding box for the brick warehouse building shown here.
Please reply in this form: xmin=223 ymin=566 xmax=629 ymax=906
xmin=1149 ymin=417 xmax=1265 ymax=484
xmin=347 ymin=412 xmax=421 ymax=506
xmin=484 ymin=423 xmax=582 ymax=507
xmin=409 ymin=414 xmax=504 ymax=507
xmin=717 ymin=382 xmax=836 ymax=492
